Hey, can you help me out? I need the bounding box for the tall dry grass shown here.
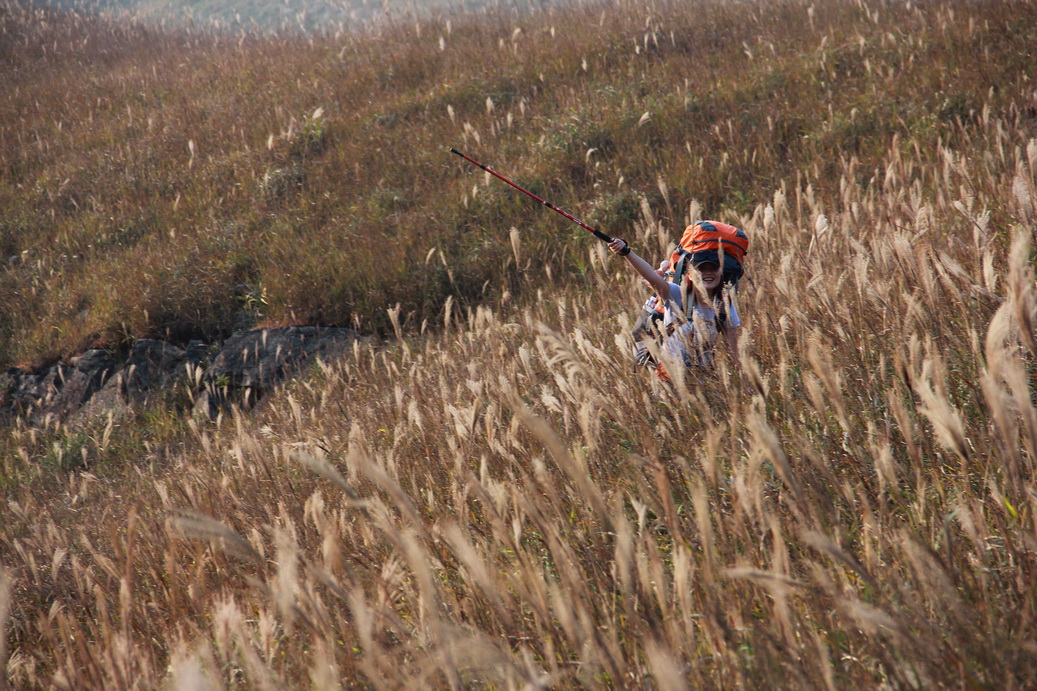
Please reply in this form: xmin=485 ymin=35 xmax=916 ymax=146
xmin=3 ymin=79 xmax=1036 ymax=687
xmin=3 ymin=0 xmax=1037 ymax=688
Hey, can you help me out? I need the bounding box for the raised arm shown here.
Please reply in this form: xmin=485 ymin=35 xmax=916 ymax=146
xmin=607 ymin=238 xmax=670 ymax=296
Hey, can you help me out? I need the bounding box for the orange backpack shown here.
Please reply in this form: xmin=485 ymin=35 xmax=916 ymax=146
xmin=668 ymin=220 xmax=748 ymax=288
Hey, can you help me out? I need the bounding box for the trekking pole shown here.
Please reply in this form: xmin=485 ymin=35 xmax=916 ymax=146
xmin=450 ymin=148 xmax=615 ymax=244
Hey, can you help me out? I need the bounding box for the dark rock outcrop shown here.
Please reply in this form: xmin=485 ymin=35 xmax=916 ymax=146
xmin=1 ymin=326 xmax=365 ymax=425
xmin=73 ymin=339 xmax=210 ymax=422
xmin=123 ymin=339 xmax=210 ymax=402
xmin=2 ymin=350 xmax=117 ymax=423
xmin=194 ymin=327 xmax=361 ymax=418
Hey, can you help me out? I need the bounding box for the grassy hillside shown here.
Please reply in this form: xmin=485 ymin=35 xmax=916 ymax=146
xmin=3 ymin=0 xmax=1035 ymax=367
xmin=2 ymin=0 xmax=1037 ymax=687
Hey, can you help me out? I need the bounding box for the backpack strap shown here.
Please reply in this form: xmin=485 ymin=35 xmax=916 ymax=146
xmin=670 ymin=247 xmax=692 ymax=287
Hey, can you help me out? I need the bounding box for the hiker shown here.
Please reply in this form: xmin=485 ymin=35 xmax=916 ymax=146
xmin=608 ymin=234 xmax=741 ymax=378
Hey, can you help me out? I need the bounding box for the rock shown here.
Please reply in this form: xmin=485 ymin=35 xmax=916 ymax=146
xmin=72 ymin=379 xmax=133 ymax=424
xmin=48 ymin=350 xmax=117 ymax=419
xmin=195 ymin=326 xmax=361 ymax=418
xmin=2 ymin=350 xmax=118 ymax=423
xmin=3 ymin=369 xmax=56 ymax=417
xmin=72 ymin=340 xmax=210 ymax=423
xmin=121 ymin=339 xmax=208 ymax=403
xmin=1 ymin=326 xmax=365 ymax=424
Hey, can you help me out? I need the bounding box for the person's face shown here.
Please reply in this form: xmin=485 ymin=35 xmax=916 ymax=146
xmin=695 ymin=262 xmax=721 ymax=290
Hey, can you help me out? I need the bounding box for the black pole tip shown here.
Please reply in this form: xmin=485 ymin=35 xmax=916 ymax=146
xmin=449 ymin=147 xmax=462 ymax=156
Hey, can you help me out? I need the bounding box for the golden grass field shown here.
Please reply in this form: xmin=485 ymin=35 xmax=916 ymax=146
xmin=2 ymin=0 xmax=1036 ymax=687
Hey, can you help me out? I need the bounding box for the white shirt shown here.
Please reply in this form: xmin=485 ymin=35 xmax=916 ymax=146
xmin=659 ymin=282 xmax=740 ymax=367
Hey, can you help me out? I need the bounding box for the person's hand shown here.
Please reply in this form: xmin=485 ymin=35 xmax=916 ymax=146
xmin=608 ymin=238 xmax=630 ymax=256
